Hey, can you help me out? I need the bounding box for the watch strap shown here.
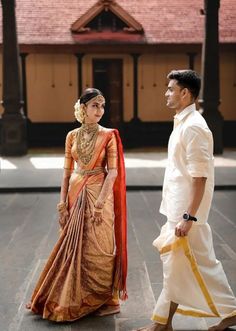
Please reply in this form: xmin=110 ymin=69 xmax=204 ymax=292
xmin=183 ymin=212 xmax=197 ymax=222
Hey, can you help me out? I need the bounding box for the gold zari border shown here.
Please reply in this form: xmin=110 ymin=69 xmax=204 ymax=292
xmin=151 ymin=313 xmax=168 ymax=324
xmin=159 ymin=237 xmax=220 ymax=318
xmin=177 ymin=308 xmax=217 ymax=318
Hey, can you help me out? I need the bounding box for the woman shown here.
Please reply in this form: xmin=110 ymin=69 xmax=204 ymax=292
xmin=26 ymin=88 xmax=127 ymax=322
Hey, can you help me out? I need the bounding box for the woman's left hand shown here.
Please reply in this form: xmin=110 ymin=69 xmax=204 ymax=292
xmin=93 ymin=207 xmax=103 ymax=225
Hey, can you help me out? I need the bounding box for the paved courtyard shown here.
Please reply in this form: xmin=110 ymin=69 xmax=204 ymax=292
xmin=0 ymin=149 xmax=236 ymax=331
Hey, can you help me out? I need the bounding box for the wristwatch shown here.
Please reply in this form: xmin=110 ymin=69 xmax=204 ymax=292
xmin=183 ymin=212 xmax=197 ymax=222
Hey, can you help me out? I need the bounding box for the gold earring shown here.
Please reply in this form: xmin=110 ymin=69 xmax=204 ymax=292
xmin=81 ymin=110 xmax=85 ymax=122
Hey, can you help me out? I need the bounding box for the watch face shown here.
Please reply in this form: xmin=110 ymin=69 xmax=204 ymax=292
xmin=183 ymin=212 xmax=189 ymax=220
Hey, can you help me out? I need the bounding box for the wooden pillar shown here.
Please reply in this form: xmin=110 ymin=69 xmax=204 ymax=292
xmin=187 ymin=52 xmax=197 ymax=70
xmin=131 ymin=53 xmax=141 ymax=122
xmin=199 ymin=0 xmax=223 ymax=154
xmin=20 ymin=53 xmax=28 ymax=116
xmin=0 ymin=0 xmax=27 ymax=155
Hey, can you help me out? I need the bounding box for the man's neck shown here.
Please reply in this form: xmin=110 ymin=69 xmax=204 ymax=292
xmin=175 ymin=102 xmax=194 ymax=114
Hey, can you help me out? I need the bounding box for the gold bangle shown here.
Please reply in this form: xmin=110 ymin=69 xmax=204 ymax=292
xmin=94 ymin=206 xmax=102 ymax=213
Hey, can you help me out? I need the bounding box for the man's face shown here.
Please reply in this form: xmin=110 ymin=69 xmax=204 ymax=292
xmin=165 ymin=79 xmax=183 ymax=110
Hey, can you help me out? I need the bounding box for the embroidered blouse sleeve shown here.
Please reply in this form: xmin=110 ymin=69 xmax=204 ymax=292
xmin=63 ymin=131 xmax=75 ymax=175
xmin=106 ymin=132 xmax=118 ymax=170
xmin=183 ymin=125 xmax=213 ymax=178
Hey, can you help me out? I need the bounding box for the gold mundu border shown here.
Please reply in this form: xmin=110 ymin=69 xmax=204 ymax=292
xmin=156 ymin=237 xmax=222 ymax=319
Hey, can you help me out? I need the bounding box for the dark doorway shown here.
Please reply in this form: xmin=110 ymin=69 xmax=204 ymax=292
xmin=93 ymin=59 xmax=123 ymax=129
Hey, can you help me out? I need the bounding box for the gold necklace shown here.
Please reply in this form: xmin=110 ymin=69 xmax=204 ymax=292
xmin=81 ymin=123 xmax=99 ymax=134
xmin=77 ymin=124 xmax=99 ymax=164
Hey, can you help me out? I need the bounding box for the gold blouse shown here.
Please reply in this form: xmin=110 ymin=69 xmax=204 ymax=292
xmin=63 ymin=127 xmax=118 ymax=173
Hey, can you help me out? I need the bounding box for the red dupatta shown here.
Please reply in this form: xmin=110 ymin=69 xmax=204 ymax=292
xmin=112 ymin=129 xmax=128 ymax=300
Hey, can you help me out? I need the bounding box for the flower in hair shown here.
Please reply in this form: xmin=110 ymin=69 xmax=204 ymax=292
xmin=74 ymin=99 xmax=84 ymax=123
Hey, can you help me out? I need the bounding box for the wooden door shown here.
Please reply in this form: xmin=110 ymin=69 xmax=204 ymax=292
xmin=93 ymin=59 xmax=123 ymax=129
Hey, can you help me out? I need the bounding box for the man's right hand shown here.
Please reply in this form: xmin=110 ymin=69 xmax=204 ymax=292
xmin=175 ymin=220 xmax=193 ymax=237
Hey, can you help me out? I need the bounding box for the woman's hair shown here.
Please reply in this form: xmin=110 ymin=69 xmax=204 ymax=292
xmin=80 ymin=88 xmax=104 ymax=105
xmin=167 ymin=70 xmax=201 ymax=99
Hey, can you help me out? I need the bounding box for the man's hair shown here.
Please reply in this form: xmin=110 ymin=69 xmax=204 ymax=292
xmin=167 ymin=70 xmax=201 ymax=99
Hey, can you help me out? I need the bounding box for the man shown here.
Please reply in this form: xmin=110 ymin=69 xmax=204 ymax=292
xmin=135 ymin=70 xmax=236 ymax=331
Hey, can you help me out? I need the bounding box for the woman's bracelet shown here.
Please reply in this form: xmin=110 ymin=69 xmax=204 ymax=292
xmin=94 ymin=206 xmax=103 ymax=213
xmin=57 ymin=201 xmax=67 ymax=213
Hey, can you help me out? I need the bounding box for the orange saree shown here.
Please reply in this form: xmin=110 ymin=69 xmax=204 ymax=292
xmin=28 ymin=126 xmax=127 ymax=322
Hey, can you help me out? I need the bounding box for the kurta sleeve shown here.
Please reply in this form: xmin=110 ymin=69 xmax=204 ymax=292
xmin=183 ymin=125 xmax=213 ymax=178
xmin=106 ymin=132 xmax=118 ymax=170
xmin=63 ymin=131 xmax=75 ymax=173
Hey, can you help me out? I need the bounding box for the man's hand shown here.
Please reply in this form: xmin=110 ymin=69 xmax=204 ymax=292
xmin=175 ymin=220 xmax=193 ymax=237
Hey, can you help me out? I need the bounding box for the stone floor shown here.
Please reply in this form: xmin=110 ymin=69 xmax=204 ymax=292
xmin=0 ymin=149 xmax=236 ymax=330
xmin=0 ymin=190 xmax=236 ymax=331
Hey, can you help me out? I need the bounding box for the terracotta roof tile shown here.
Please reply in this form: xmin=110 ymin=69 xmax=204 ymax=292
xmin=0 ymin=0 xmax=235 ymax=44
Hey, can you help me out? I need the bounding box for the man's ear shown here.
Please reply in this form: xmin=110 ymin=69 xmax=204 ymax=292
xmin=181 ymin=87 xmax=190 ymax=99
xmin=181 ymin=87 xmax=187 ymax=96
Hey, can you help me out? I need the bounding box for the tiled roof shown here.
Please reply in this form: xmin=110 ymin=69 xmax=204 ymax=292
xmin=0 ymin=0 xmax=235 ymax=45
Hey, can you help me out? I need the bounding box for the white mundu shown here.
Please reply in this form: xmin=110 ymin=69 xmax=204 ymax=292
xmin=152 ymin=103 xmax=236 ymax=324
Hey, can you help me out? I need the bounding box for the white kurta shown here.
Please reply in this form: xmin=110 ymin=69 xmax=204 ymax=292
xmin=152 ymin=104 xmax=236 ymax=324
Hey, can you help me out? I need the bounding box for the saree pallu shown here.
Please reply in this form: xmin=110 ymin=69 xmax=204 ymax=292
xmin=152 ymin=221 xmax=236 ymax=324
xmin=29 ymin=129 xmax=127 ymax=321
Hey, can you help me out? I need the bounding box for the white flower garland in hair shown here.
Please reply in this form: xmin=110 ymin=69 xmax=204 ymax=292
xmin=74 ymin=99 xmax=84 ymax=123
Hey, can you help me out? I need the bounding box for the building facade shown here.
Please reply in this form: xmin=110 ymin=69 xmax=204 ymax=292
xmin=0 ymin=0 xmax=236 ymax=147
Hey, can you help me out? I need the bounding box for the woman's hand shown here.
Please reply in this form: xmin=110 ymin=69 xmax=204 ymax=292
xmin=58 ymin=209 xmax=69 ymax=230
xmin=92 ymin=206 xmax=103 ymax=225
xmin=57 ymin=201 xmax=69 ymax=230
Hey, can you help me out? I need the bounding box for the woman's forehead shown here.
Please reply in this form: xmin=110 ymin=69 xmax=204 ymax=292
xmin=87 ymin=98 xmax=105 ymax=106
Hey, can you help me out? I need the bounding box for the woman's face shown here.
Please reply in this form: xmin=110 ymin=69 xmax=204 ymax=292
xmin=83 ymin=96 xmax=105 ymax=124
